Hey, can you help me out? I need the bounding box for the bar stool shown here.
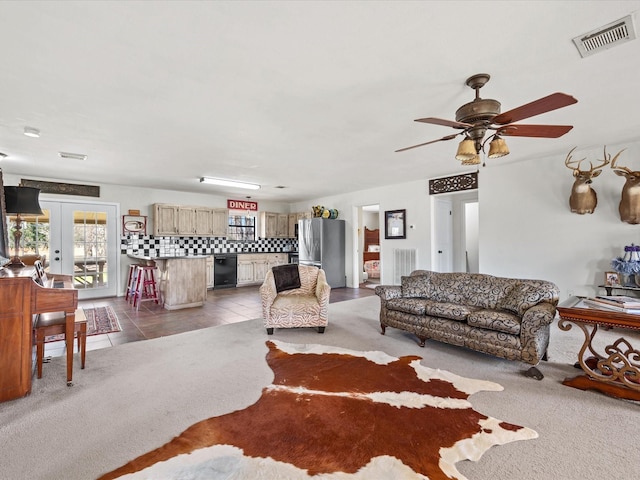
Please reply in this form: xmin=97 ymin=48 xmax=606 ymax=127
xmin=131 ymin=265 xmax=160 ymax=310
xmin=125 ymin=264 xmax=138 ymax=302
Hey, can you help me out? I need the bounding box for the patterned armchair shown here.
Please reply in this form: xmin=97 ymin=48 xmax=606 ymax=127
xmin=259 ymin=265 xmax=331 ymax=334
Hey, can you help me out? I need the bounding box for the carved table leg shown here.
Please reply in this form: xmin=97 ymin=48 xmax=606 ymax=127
xmin=558 ymin=318 xmax=640 ymax=401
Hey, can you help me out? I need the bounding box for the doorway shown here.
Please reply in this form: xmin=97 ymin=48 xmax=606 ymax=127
xmin=359 ymin=204 xmax=380 ymax=288
xmin=432 ymin=191 xmax=479 ymax=273
xmin=35 ymin=200 xmax=119 ymax=299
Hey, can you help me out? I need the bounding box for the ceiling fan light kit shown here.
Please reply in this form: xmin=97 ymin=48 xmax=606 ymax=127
xmin=455 ymin=138 xmax=477 ymax=161
xmin=397 ymin=73 xmax=577 ymax=164
xmin=460 ymin=154 xmax=481 ymax=166
xmin=487 ymin=136 xmax=510 ymax=158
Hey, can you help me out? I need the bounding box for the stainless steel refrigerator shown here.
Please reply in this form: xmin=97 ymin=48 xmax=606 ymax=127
xmin=298 ymin=218 xmax=346 ymax=288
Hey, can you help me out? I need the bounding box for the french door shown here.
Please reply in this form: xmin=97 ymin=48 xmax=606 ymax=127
xmin=40 ymin=200 xmax=118 ymax=299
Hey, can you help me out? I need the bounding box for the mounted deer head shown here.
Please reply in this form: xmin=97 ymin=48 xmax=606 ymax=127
xmin=608 ymin=148 xmax=640 ymax=224
xmin=565 ymin=147 xmax=610 ymax=214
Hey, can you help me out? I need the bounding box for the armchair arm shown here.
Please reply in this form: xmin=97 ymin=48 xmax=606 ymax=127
xmin=315 ymin=269 xmax=331 ymax=304
xmin=259 ymin=271 xmax=278 ymax=312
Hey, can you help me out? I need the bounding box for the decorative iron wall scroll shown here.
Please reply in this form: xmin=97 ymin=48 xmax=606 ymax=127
xmin=429 ymin=172 xmax=478 ymax=195
xmin=21 ymin=178 xmax=100 ymax=197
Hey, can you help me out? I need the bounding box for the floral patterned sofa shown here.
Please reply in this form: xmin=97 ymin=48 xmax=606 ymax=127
xmin=375 ymin=270 xmax=560 ymax=378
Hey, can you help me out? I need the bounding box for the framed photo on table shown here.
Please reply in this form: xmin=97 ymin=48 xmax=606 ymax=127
xmin=384 ymin=209 xmax=406 ymax=239
xmin=605 ymin=271 xmax=620 ymax=286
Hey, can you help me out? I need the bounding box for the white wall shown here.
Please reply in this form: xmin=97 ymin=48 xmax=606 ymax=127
xmin=8 ymin=138 xmax=639 ymax=299
xmin=479 ymin=140 xmax=640 ymax=300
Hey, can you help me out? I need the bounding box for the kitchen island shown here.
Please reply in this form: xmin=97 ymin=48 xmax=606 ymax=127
xmin=128 ymin=255 xmax=207 ymax=310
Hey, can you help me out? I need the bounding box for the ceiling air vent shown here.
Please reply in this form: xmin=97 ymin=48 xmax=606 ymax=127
xmin=573 ymin=14 xmax=636 ymax=58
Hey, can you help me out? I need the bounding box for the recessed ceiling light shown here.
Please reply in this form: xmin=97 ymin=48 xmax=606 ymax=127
xmin=200 ymin=177 xmax=260 ymax=190
xmin=24 ymin=127 xmax=40 ymax=138
xmin=274 ymin=186 xmax=287 ymax=189
xmin=58 ymin=152 xmax=87 ymax=160
xmin=0 ymin=152 xmax=7 ymax=160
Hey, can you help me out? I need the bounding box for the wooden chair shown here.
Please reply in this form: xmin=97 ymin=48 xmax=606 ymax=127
xmin=34 ymin=308 xmax=87 ymax=379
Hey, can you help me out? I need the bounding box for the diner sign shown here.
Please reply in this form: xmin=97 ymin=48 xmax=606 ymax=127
xmin=228 ymin=199 xmax=258 ymax=211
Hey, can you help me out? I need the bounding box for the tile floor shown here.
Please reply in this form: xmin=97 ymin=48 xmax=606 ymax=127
xmin=43 ymin=285 xmax=377 ymax=358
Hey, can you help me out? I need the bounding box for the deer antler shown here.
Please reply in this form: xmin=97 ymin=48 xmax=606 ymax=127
xmin=564 ymin=147 xmax=585 ymax=171
xmin=608 ymin=146 xmax=628 ymax=172
xmin=566 ymin=146 xmax=610 ymax=173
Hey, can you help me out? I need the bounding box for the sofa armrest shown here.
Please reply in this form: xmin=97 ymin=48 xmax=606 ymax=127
xmin=374 ymin=285 xmax=402 ymax=301
xmin=521 ymin=302 xmax=557 ymax=328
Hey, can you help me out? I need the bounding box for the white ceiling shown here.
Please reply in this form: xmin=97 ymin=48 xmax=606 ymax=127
xmin=1 ymin=1 xmax=640 ymax=203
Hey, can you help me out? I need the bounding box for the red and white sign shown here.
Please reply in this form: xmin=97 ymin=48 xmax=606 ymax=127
xmin=228 ymin=199 xmax=258 ymax=211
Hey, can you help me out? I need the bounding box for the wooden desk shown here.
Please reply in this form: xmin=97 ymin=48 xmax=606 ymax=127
xmin=0 ymin=266 xmax=78 ymax=402
xmin=557 ymin=297 xmax=640 ymax=401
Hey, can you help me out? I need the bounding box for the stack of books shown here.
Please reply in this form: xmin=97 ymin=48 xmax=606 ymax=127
xmin=583 ymin=295 xmax=640 ymax=313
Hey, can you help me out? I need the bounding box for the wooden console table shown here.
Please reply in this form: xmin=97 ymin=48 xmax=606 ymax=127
xmin=557 ymin=297 xmax=640 ymax=401
xmin=598 ymin=283 xmax=640 ymax=296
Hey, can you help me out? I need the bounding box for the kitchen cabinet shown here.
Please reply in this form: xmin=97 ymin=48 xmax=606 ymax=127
xmin=288 ymin=211 xmax=312 ymax=237
xmin=195 ymin=207 xmax=213 ymax=236
xmin=261 ymin=212 xmax=297 ymax=238
xmin=178 ymin=206 xmax=196 ymax=234
xmin=277 ymin=214 xmax=288 ymax=238
xmin=206 ymin=256 xmax=214 ymax=289
xmin=212 ymin=209 xmax=228 ymax=237
xmin=236 ymin=253 xmax=288 ymax=286
xmin=237 ymin=256 xmax=258 ymax=285
xmin=260 ymin=212 xmax=278 ymax=238
xmin=154 ymin=204 xmax=179 ymax=235
xmin=288 ymin=214 xmax=298 ymax=238
xmin=153 ymin=204 xmax=228 ymax=237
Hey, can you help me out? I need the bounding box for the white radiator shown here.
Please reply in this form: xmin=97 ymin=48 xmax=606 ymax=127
xmin=393 ymin=248 xmax=417 ymax=284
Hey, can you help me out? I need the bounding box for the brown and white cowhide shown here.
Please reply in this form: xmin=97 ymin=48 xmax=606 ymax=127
xmin=100 ymin=341 xmax=537 ymax=480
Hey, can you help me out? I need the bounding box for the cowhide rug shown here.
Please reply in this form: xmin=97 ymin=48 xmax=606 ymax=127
xmin=99 ymin=341 xmax=537 ymax=480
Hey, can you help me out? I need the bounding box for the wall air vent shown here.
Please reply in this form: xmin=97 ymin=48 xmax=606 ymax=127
xmin=573 ymin=15 xmax=636 ymax=58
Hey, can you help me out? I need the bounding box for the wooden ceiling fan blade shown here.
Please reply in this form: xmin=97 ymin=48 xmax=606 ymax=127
xmin=395 ymin=133 xmax=459 ymax=152
xmin=415 ymin=117 xmax=473 ymax=129
xmin=497 ymin=124 xmax=574 ymax=138
xmin=492 ymin=93 xmax=578 ymax=125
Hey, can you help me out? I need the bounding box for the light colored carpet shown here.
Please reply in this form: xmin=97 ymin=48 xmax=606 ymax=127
xmin=0 ymin=296 xmax=638 ymax=479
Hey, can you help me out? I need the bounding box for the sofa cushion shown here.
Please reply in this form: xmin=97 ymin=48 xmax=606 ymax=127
xmin=401 ymin=275 xmax=431 ymax=298
xmin=387 ymin=298 xmax=429 ymax=315
xmin=423 ymin=301 xmax=481 ymax=321
xmin=467 ymin=309 xmax=521 ymax=335
xmin=498 ymin=281 xmax=552 ymax=316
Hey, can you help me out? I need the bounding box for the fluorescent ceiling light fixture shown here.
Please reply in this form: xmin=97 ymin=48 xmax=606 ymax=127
xmin=24 ymin=127 xmax=40 ymax=138
xmin=200 ymin=177 xmax=260 ymax=190
xmin=58 ymin=152 xmax=87 ymax=160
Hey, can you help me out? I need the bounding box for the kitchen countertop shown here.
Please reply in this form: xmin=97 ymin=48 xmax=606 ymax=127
xmin=128 ymin=254 xmax=209 ymax=261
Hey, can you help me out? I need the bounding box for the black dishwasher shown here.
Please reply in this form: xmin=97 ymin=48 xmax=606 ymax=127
xmin=214 ymin=254 xmax=237 ymax=289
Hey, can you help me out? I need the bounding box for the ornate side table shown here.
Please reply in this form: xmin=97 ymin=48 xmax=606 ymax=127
xmin=557 ymin=297 xmax=640 ymax=401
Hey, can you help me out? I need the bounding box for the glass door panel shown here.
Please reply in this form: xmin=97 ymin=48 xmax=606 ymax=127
xmin=37 ymin=201 xmax=118 ymax=299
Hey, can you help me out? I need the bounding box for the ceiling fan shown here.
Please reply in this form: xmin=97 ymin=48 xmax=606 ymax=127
xmin=396 ymin=73 xmax=578 ymax=164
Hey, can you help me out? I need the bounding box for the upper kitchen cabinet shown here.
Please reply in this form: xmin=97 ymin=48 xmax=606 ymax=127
xmin=288 ymin=211 xmax=311 ymax=237
xmin=260 ymin=212 xmax=277 ymax=238
xmin=153 ymin=203 xmax=228 ymax=237
xmin=211 ymin=209 xmax=228 ymax=237
xmin=154 ymin=204 xmax=179 ymax=235
xmin=260 ymin=212 xmax=290 ymax=238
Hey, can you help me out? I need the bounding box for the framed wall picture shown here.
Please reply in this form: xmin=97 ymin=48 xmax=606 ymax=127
xmin=384 ymin=209 xmax=406 ymax=239
xmin=605 ymin=271 xmax=620 ymax=286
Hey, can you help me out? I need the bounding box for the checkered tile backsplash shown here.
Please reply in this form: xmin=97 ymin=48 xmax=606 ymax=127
xmin=121 ymin=235 xmax=298 ymax=256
